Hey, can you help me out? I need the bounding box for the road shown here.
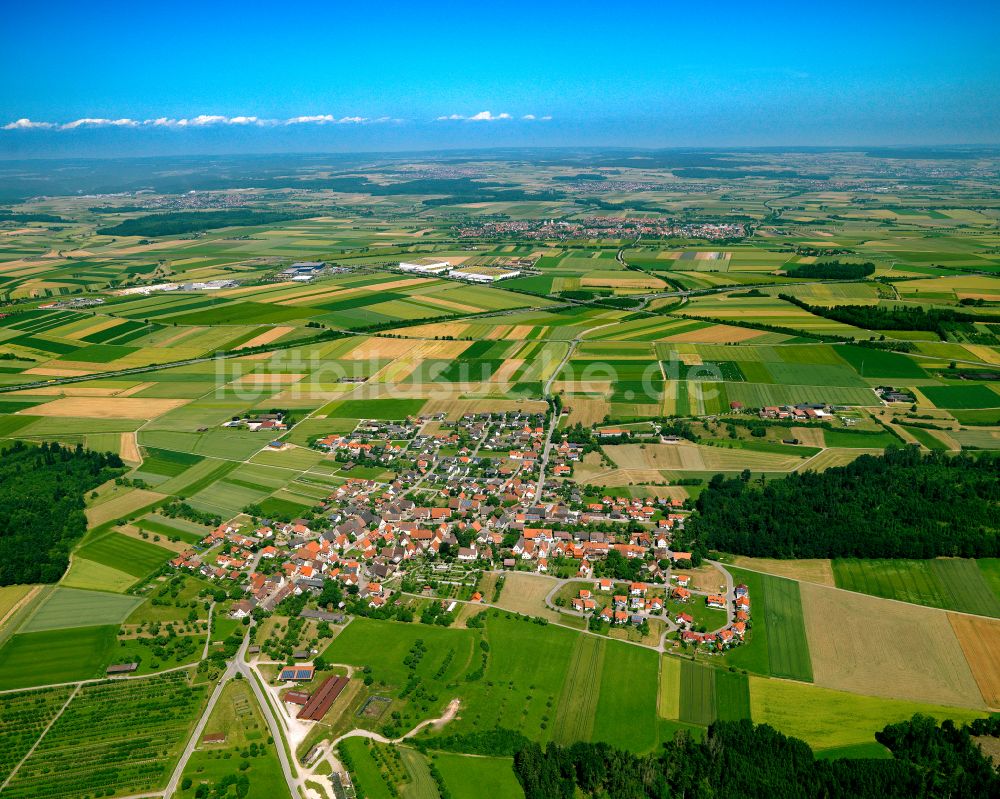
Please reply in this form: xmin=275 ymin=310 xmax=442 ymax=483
xmin=164 ymin=625 xmax=301 ymax=799
xmin=533 ymin=339 xmax=578 ymax=502
xmin=236 ymin=657 xmax=301 ymax=797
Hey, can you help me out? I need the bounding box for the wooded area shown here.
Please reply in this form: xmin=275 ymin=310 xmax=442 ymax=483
xmin=678 ymin=447 xmax=999 ymax=559
xmin=0 ymin=441 xmax=123 ymax=585
xmin=513 ymin=715 xmax=1000 ymax=799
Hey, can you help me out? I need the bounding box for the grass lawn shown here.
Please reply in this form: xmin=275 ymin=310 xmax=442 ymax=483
xmin=433 ymin=753 xmax=523 ymax=799
xmin=340 ymin=738 xmax=395 ymax=799
xmin=833 ymin=558 xmax=1000 ymax=618
xmin=0 ymin=625 xmax=118 ymax=689
xmin=20 ymin=587 xmax=142 ymax=632
xmin=75 ymin=532 xmax=174 ymax=579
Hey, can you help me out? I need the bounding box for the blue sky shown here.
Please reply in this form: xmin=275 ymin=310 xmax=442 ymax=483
xmin=2 ymin=0 xmax=999 ymax=156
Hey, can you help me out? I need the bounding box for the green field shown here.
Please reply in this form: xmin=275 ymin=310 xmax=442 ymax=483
xmin=678 ymin=661 xmax=716 ymax=726
xmin=591 ymin=639 xmax=659 ymax=752
xmin=722 ymin=569 xmax=812 ymax=681
xmin=74 ymin=532 xmax=174 ymax=579
xmin=759 ymin=575 xmax=813 ymax=681
xmin=433 ymin=753 xmax=524 ymax=799
xmin=0 ymin=625 xmax=118 ymax=689
xmin=832 ymin=558 xmax=1000 ymax=617
xmin=552 ymin=634 xmax=604 ymax=744
xmin=749 ymin=676 xmax=984 ymax=752
xmin=3 ymin=670 xmax=209 ymax=798
xmin=19 ymin=587 xmax=142 ymax=632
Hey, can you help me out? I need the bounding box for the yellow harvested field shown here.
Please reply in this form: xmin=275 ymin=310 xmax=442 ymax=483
xmin=800 ymin=582 xmax=984 ymax=708
xmin=581 ymin=276 xmax=664 ymax=289
xmin=387 ymin=321 xmax=470 ymax=339
xmin=494 ymin=572 xmax=561 ymax=622
xmin=795 ymin=448 xmax=881 ymax=471
xmin=606 ymin=442 xmax=803 ymax=472
xmin=74 ymin=317 xmax=124 ymax=339
xmin=22 ymin=367 xmax=95 ymax=377
xmin=233 ymin=373 xmax=305 ymax=385
xmin=661 ymin=324 xmax=766 ymax=343
xmin=345 ymin=337 xmax=420 ymax=360
xmin=550 ymin=380 xmax=613 ymax=396
xmin=411 ymin=340 xmax=472 ymax=359
xmin=85 ymin=488 xmax=166 ymax=527
xmin=421 ymin=397 xmax=548 ymax=419
xmin=412 ymin=294 xmax=477 ymax=313
xmin=490 ymin=359 xmax=524 ymax=383
xmin=791 ymin=426 xmax=826 ymax=448
xmin=27 ymin=397 xmax=187 ymax=419
xmin=120 ymin=432 xmax=141 ymax=463
xmin=949 ymin=614 xmax=1000 ymax=710
xmin=728 ymin=557 xmax=835 ymax=586
xmin=235 ymin=326 xmax=294 ymax=350
xmin=359 ymin=277 xmax=429 ymax=292
xmin=964 ymin=345 xmax=1000 ymax=366
xmin=565 ymin=397 xmax=610 ymax=426
xmin=116 ymin=381 xmax=155 ymax=397
xmin=8 ymin=386 xmax=118 ymax=397
xmin=0 ymin=585 xmax=39 ymax=631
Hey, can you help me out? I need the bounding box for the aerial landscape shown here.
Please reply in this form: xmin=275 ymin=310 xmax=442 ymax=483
xmin=1 ymin=2 xmax=999 ymax=798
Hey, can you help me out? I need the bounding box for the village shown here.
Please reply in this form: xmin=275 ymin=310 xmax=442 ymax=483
xmin=168 ymin=409 xmax=753 ymax=689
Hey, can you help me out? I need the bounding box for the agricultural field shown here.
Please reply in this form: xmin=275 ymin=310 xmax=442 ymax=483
xmin=832 ymin=558 xmax=1000 ymax=617
xmin=2 ymin=671 xmax=209 ymax=799
xmin=1 ymin=148 xmax=1000 ymax=795
xmin=799 ymin=582 xmax=984 ymax=708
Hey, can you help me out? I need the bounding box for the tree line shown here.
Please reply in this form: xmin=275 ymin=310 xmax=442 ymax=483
xmin=0 ymin=441 xmax=124 ymax=585
xmin=786 ymin=260 xmax=876 ymax=280
xmin=512 ymin=715 xmax=1000 ymax=799
xmin=779 ymin=293 xmax=1000 ymax=337
xmin=96 ymin=209 xmax=306 ymax=237
xmin=674 ymin=446 xmax=999 ymax=560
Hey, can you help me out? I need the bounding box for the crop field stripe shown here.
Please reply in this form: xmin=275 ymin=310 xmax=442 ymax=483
xmin=552 ymin=634 xmax=605 ymax=744
xmin=761 ymin=575 xmax=813 ymax=682
xmin=678 ymin=661 xmax=716 ymax=725
xmin=832 ymin=559 xmax=1000 ymax=618
xmin=658 ymin=656 xmax=681 ymax=719
xmin=714 ymin=670 xmax=752 ymax=721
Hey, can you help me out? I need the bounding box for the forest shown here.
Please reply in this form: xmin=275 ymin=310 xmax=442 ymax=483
xmin=513 ymin=716 xmax=1000 ymax=799
xmin=0 ymin=441 xmax=124 ymax=585
xmin=786 ymin=260 xmax=876 ymax=280
xmin=95 ymin=209 xmax=305 ymax=237
xmin=677 ymin=447 xmax=999 ymax=559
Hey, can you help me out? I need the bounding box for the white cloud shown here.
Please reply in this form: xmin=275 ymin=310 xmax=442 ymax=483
xmin=469 ymin=111 xmax=512 ymax=121
xmin=61 ymin=117 xmax=139 ymax=129
xmin=4 ymin=113 xmax=396 ymax=131
xmin=438 ymin=111 xmax=542 ymax=122
xmin=285 ymin=114 xmax=336 ymax=125
xmin=2 ymin=118 xmax=55 ymax=130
